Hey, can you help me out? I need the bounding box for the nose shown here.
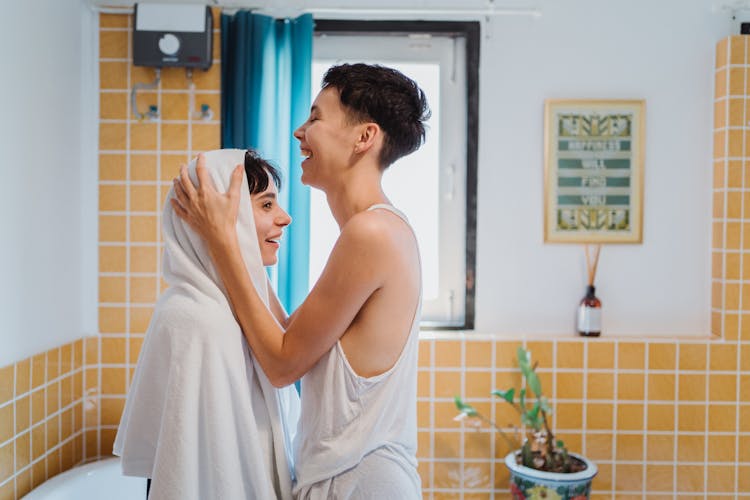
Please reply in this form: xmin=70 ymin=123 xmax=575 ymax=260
xmin=276 ymin=208 xmax=292 ymax=227
xmin=293 ymin=124 xmax=304 ymax=141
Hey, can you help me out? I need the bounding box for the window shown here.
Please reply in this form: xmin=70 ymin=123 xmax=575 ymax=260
xmin=308 ymin=21 xmax=478 ymax=329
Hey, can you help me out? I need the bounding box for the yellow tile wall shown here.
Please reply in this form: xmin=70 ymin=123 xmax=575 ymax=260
xmin=0 ymin=342 xmax=85 ymax=499
xmin=91 ymin=9 xmax=222 ymax=462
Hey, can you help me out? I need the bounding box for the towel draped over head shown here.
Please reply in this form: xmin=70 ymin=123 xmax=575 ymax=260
xmin=113 ymin=149 xmax=299 ymax=500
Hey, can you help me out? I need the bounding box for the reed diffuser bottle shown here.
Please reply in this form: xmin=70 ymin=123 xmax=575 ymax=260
xmin=577 ymin=245 xmax=602 ymax=337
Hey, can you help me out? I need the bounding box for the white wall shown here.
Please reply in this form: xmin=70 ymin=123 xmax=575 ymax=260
xmin=211 ymin=0 xmax=728 ymax=337
xmin=0 ymin=0 xmax=96 ymax=366
xmin=474 ymin=0 xmax=728 ymax=336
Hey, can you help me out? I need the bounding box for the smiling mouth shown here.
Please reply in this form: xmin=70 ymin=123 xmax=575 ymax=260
xmin=300 ymin=148 xmax=312 ymax=159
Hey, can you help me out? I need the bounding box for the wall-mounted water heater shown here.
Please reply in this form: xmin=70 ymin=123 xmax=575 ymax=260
xmin=133 ymin=3 xmax=213 ymax=70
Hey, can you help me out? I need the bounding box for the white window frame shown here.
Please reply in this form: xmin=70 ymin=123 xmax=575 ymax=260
xmin=310 ymin=21 xmax=479 ymax=329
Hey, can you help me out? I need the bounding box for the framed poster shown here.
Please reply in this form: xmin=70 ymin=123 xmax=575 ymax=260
xmin=544 ymin=99 xmax=645 ymax=243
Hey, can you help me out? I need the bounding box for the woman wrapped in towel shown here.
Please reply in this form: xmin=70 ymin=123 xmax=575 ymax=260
xmin=113 ymin=149 xmax=300 ymax=500
xmin=172 ymin=64 xmax=427 ymax=499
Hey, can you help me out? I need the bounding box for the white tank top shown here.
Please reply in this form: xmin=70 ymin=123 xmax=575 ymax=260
xmin=292 ymin=204 xmax=422 ymax=492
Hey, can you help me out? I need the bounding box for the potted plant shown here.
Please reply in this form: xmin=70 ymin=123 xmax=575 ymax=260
xmin=454 ymin=347 xmax=597 ymax=500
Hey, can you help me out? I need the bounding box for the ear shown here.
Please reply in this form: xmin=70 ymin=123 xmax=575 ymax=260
xmin=353 ymin=123 xmax=381 ymax=155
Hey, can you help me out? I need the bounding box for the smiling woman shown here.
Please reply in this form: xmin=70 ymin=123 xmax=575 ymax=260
xmin=244 ymin=149 xmax=292 ymax=266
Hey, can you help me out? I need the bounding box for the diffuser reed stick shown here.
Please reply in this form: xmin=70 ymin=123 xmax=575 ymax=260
xmin=584 ymin=244 xmax=601 ymax=286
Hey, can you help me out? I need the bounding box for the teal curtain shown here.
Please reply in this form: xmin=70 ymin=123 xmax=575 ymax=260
xmin=221 ymin=12 xmax=313 ymax=313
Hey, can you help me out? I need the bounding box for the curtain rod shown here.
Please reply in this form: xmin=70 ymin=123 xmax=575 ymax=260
xmin=91 ymin=4 xmax=541 ymax=18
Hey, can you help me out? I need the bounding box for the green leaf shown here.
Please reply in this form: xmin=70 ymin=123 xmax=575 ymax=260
xmin=526 ymin=371 xmax=542 ymax=398
xmin=556 ymin=439 xmax=565 ymax=449
xmin=519 ymin=388 xmax=526 ymax=410
xmin=517 ymin=347 xmax=532 ymax=375
xmin=491 ymin=388 xmax=515 ymax=404
xmin=453 ymin=395 xmax=477 ymax=416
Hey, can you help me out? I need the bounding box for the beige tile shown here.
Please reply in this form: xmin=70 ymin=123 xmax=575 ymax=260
xmin=100 ymin=92 xmax=128 ymax=120
xmin=31 ymin=423 xmax=45 ymax=460
xmin=101 ymin=368 xmax=127 ymax=394
xmin=729 ymin=36 xmax=743 ymax=65
xmin=99 ymin=30 xmax=128 ymax=59
xmin=191 ymin=123 xmax=221 ymax=152
xmin=100 ymin=61 xmax=128 ymax=89
xmin=130 ymin=184 xmax=158 ymax=212
xmin=16 ymin=358 xmax=30 ymax=396
xmin=0 ymin=405 xmax=12 ymax=444
xmin=708 ymin=404 xmax=736 ymax=431
xmin=129 ymin=307 xmax=153 ymax=334
xmin=647 ymin=373 xmax=675 ymax=401
xmin=130 ymin=122 xmax=158 ymax=151
xmin=131 ymin=154 xmax=158 ymax=181
xmin=678 ymin=404 xmax=705 ymax=432
xmin=99 ymin=122 xmax=127 ymax=150
xmin=30 ymin=388 xmax=44 ymax=425
xmin=615 ymin=433 xmax=643 ymax=461
xmin=617 ymin=342 xmax=645 ymax=369
xmin=101 ymin=398 xmax=126 ymax=426
xmin=100 ymin=215 xmax=127 ymax=242
xmin=99 ymin=154 xmax=127 ymax=181
xmin=585 ymin=433 xmax=613 ymax=461
xmin=706 ymin=465 xmax=735 ymax=493
xmin=129 ymin=276 xmax=158 ymax=303
xmin=679 ymin=343 xmax=707 ymax=370
xmin=0 ymin=441 xmax=12 ymax=484
xmin=161 ymin=92 xmax=189 ymax=120
xmin=614 ymin=463 xmax=643 ymax=492
xmin=434 ymin=341 xmax=461 ymax=368
xmin=31 ymin=353 xmax=45 ymax=390
xmin=15 ymin=395 xmax=30 ymax=434
xmin=709 ymin=373 xmax=737 ymax=401
xmin=15 ymin=430 xmax=30 ymax=470
xmin=587 ymin=341 xmax=614 ymax=369
xmin=586 ymin=372 xmax=614 ymax=400
xmin=99 ymin=184 xmax=126 ymax=211
xmin=708 ymin=434 xmax=736 ymax=462
xmin=557 ymin=341 xmax=583 ymax=368
xmin=463 ymin=371 xmax=491 ymax=399
xmin=617 ymin=403 xmax=644 ymax=431
xmin=647 ymin=434 xmax=674 ymax=461
xmin=99 ymin=276 xmax=127 ymax=303
xmin=617 ymin=373 xmax=644 ymax=400
xmin=130 ymin=215 xmax=158 ymax=242
xmin=464 ymin=341 xmax=492 ymax=368
xmin=99 ymin=306 xmax=126 ymax=334
xmin=555 ymin=372 xmax=583 ymax=399
xmin=645 ymin=465 xmax=673 ymax=494
xmin=0 ymin=366 xmax=12 ymax=405
xmin=100 ymin=13 xmax=129 ymax=28
xmin=161 ymin=123 xmax=189 ymax=151
xmin=101 ymin=337 xmax=127 ymax=365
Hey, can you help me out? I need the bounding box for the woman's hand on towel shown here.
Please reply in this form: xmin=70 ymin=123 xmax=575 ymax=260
xmin=171 ymin=153 xmax=244 ymax=254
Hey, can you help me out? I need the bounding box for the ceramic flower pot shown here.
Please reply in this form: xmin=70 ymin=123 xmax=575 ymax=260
xmin=505 ymin=451 xmax=598 ymax=500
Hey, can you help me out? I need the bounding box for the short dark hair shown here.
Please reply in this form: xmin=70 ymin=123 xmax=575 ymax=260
xmin=322 ymin=63 xmax=430 ymax=168
xmin=244 ymin=149 xmax=281 ymax=195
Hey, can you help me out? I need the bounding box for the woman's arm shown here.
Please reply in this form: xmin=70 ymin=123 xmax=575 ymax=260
xmin=266 ymin=277 xmax=289 ymax=328
xmin=172 ymin=159 xmax=386 ymax=386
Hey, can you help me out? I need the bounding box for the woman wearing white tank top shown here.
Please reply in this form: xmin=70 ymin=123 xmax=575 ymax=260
xmin=173 ymin=63 xmax=430 ymax=499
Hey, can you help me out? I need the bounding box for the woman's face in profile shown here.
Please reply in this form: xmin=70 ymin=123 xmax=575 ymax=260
xmin=251 ymin=174 xmax=291 ymax=266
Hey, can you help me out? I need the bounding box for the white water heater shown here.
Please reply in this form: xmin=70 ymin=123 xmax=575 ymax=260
xmin=133 ymin=3 xmax=213 ymax=70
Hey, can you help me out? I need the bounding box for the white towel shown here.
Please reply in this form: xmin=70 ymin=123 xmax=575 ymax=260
xmin=113 ymin=149 xmax=300 ymax=500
